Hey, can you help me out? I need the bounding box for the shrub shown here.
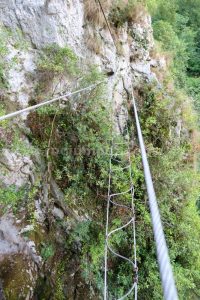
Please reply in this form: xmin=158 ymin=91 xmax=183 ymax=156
xmin=29 ymin=66 xmax=110 ymax=203
xmin=186 ymin=77 xmax=200 ymax=116
xmin=38 ymin=44 xmax=78 ymax=76
xmin=0 ymin=186 xmax=27 ymax=213
xmin=35 ymin=44 xmax=79 ymax=98
xmin=41 ymin=243 xmax=55 ymax=260
xmin=153 ymin=20 xmax=188 ymax=86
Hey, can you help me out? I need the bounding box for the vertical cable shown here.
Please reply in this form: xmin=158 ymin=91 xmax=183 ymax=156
xmin=104 ymin=106 xmax=138 ymax=300
xmin=104 ymin=143 xmax=113 ymax=300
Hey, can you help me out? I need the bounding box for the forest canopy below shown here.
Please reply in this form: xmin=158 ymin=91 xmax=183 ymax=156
xmin=148 ymin=0 xmax=200 ymax=118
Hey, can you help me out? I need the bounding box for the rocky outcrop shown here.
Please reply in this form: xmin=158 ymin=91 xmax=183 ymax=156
xmin=0 ymin=214 xmax=41 ymax=299
xmin=0 ymin=149 xmax=34 ymax=187
xmin=0 ymin=0 xmax=157 ymax=109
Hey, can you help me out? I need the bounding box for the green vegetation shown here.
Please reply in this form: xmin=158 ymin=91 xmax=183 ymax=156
xmin=0 ymin=26 xmax=10 ymax=89
xmin=35 ymin=44 xmax=79 ymax=98
xmin=110 ymin=0 xmax=200 ymax=113
xmin=0 ymin=106 xmax=36 ymax=155
xmin=134 ymin=84 xmax=200 ymax=298
xmin=144 ymin=3 xmax=200 ymax=296
xmin=40 ymin=243 xmax=55 ymax=260
xmin=54 ymin=263 xmax=65 ymax=300
xmin=68 ymin=83 xmax=200 ymax=299
xmin=149 ymin=0 xmax=200 ymax=117
xmin=0 ymin=186 xmax=27 ymax=213
xmin=0 ymin=25 xmax=29 ymax=90
xmin=102 ymin=1 xmax=200 ymax=298
xmin=38 ymin=44 xmax=78 ymax=76
xmin=31 ymin=48 xmax=140 ymax=297
xmin=30 ymin=65 xmax=111 ymax=205
xmin=26 ymin=29 xmax=200 ymax=298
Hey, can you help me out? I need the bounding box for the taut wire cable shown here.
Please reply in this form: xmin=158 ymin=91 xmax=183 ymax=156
xmin=130 ymin=86 xmax=178 ymax=300
xmin=0 ymin=81 xmax=105 ymax=122
xmin=104 ymin=105 xmax=138 ymax=300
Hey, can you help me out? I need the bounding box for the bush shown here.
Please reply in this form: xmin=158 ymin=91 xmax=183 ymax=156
xmin=186 ymin=77 xmax=200 ymax=111
xmin=0 ymin=186 xmax=27 ymax=213
xmin=41 ymin=243 xmax=55 ymax=260
xmin=35 ymin=44 xmax=79 ymax=98
xmin=149 ymin=0 xmax=200 ymax=97
xmin=38 ymin=44 xmax=78 ymax=76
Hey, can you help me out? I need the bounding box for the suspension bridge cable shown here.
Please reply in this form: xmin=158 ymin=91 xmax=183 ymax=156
xmin=130 ymin=89 xmax=179 ymax=300
xmin=0 ymin=81 xmax=105 ymax=122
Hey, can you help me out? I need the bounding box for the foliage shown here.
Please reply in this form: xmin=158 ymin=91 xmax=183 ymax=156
xmin=31 ymin=58 xmax=142 ymax=297
xmin=0 ymin=186 xmax=27 ymax=213
xmin=36 ymin=44 xmax=78 ymax=96
xmin=72 ymin=220 xmax=92 ymax=243
xmin=0 ymin=26 xmax=29 ymax=90
xmin=0 ymin=104 xmax=8 ymax=128
xmin=38 ymin=44 xmax=78 ymax=76
xmin=30 ymin=66 xmax=111 ymax=206
xmin=153 ymin=20 xmax=189 ymax=86
xmin=186 ymin=77 xmax=200 ymax=117
xmin=0 ymin=105 xmax=36 ymax=154
xmin=0 ymin=26 xmax=10 ymax=89
xmin=133 ymin=83 xmax=200 ymax=299
xmin=11 ymin=130 xmax=36 ymax=156
xmin=40 ymin=243 xmax=55 ymax=260
xmin=54 ymin=263 xmax=65 ymax=300
xmin=19 ymin=26 xmax=200 ymax=300
xmin=148 ymin=0 xmax=200 ymax=118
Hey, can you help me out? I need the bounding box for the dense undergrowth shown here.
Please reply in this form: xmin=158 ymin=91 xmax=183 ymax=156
xmin=133 ymin=83 xmax=200 ymax=299
xmin=28 ymin=43 xmax=200 ymax=299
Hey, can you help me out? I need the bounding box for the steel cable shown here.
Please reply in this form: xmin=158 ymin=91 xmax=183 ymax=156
xmin=0 ymin=81 xmax=105 ymax=122
xmin=130 ymin=87 xmax=178 ymax=300
xmin=104 ymin=106 xmax=138 ymax=300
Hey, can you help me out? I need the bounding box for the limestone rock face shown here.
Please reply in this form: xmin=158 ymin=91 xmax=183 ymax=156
xmin=0 ymin=0 xmax=158 ymax=112
xmin=7 ymin=47 xmax=36 ymax=108
xmin=0 ymin=214 xmax=41 ymax=299
xmin=0 ymin=0 xmax=85 ymax=51
xmin=0 ymin=148 xmax=34 ymax=187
